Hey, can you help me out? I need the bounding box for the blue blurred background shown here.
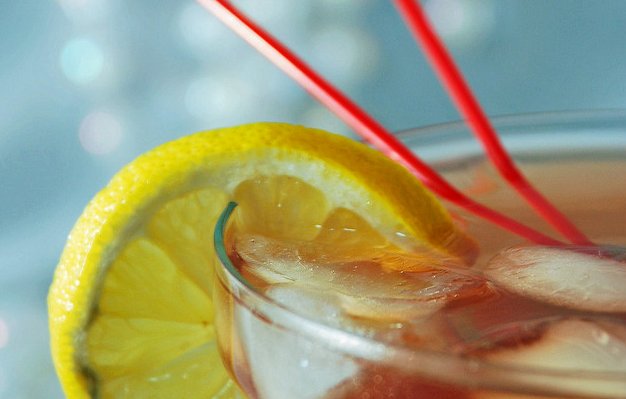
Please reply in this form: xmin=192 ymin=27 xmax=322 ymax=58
xmin=2 ymin=0 xmax=626 ymax=396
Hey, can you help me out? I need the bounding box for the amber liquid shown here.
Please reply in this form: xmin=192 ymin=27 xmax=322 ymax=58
xmin=216 ymin=157 xmax=626 ymax=399
xmin=338 ymin=159 xmax=626 ymax=399
xmin=452 ymin=158 xmax=626 ymax=259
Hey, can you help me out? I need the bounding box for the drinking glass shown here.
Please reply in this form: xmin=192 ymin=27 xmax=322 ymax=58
xmin=213 ymin=110 xmax=626 ymax=399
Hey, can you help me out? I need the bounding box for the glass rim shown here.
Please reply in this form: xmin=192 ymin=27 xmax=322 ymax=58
xmin=213 ymin=110 xmax=626 ymax=397
xmin=395 ymin=108 xmax=626 ymax=136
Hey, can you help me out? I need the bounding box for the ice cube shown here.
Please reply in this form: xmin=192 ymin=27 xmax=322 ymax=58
xmin=236 ymin=284 xmax=359 ymax=399
xmin=487 ymin=318 xmax=626 ymax=371
xmin=482 ymin=318 xmax=626 ymax=397
xmin=336 ymin=294 xmax=444 ymax=321
xmin=237 ymin=234 xmax=485 ymax=321
xmin=266 ymin=283 xmax=359 ymax=331
xmin=485 ymin=246 xmax=626 ymax=313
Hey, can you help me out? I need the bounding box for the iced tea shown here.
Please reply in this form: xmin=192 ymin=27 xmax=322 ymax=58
xmin=213 ymin=112 xmax=626 ymax=399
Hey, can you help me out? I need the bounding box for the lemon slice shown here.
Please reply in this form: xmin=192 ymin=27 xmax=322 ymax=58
xmin=48 ymin=123 xmax=476 ymax=398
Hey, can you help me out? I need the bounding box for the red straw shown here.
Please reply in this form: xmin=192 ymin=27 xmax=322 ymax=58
xmin=392 ymin=0 xmax=591 ymax=246
xmin=197 ymin=0 xmax=563 ymax=246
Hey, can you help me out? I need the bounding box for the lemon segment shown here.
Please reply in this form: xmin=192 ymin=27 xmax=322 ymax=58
xmin=49 ymin=122 xmax=476 ymax=398
xmin=97 ymin=342 xmax=235 ymax=398
xmin=234 ymin=175 xmax=330 ymax=241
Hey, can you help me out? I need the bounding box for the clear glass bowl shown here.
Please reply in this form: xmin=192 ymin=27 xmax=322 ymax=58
xmin=213 ymin=111 xmax=626 ymax=399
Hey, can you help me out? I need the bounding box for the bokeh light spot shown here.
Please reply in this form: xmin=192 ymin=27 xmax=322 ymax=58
xmin=310 ymin=26 xmax=379 ymax=86
xmin=60 ymin=37 xmax=104 ymax=84
xmin=56 ymin=0 xmax=109 ymax=24
xmin=185 ymin=75 xmax=255 ymax=122
xmin=425 ymin=0 xmax=495 ymax=48
xmin=178 ymin=3 xmax=227 ymax=57
xmin=79 ymin=111 xmax=124 ymax=155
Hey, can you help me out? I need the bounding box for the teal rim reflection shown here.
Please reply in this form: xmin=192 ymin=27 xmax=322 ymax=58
xmin=213 ymin=201 xmax=253 ymax=291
